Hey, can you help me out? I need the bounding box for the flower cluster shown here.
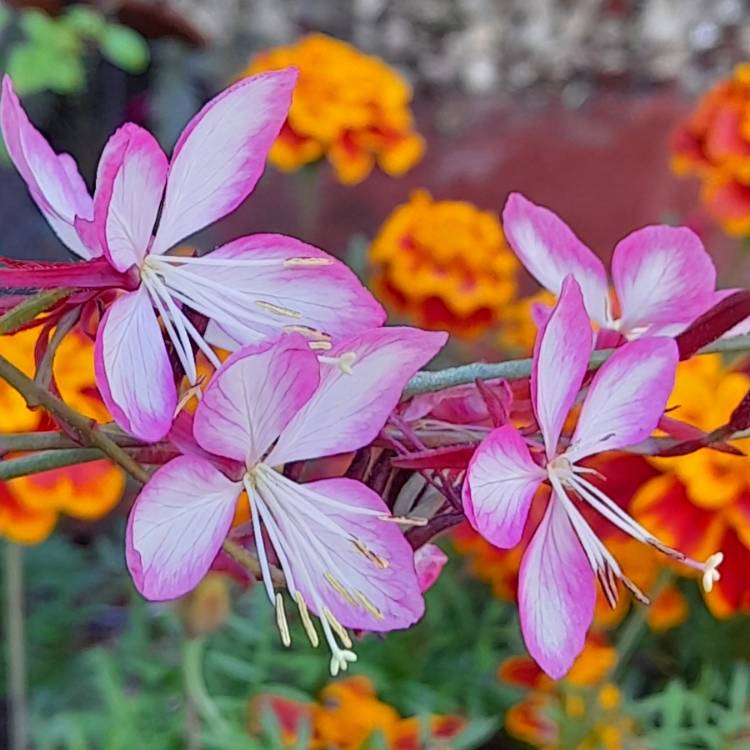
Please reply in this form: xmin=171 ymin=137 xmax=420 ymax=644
xmin=672 ymin=63 xmax=750 ymax=236
xmin=0 ymin=327 xmax=124 ymax=543
xmin=0 ymin=57 xmax=748 ymax=691
xmin=249 ymin=676 xmax=464 ymax=749
xmin=370 ymin=190 xmax=519 ymax=338
xmin=243 ymin=33 xmax=424 ymax=184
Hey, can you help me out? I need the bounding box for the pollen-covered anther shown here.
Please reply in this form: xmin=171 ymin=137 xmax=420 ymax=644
xmin=283 ymin=324 xmax=331 ymax=341
xmin=309 ymin=340 xmax=333 ymax=351
xmin=702 ymin=552 xmax=723 ymax=593
xmin=379 ymin=514 xmax=428 ymax=527
xmin=352 ymin=538 xmax=390 ymax=569
xmin=355 ymin=591 xmax=384 ymax=620
xmin=294 ymin=592 xmax=320 ymax=648
xmin=323 ymin=607 xmax=353 ymax=649
xmin=325 ymin=572 xmax=358 ymax=606
xmin=283 ymin=256 xmax=334 ymax=267
xmin=318 ymin=351 xmax=357 ymax=375
xmin=275 ymin=593 xmax=292 ymax=647
xmin=255 ymin=300 xmax=303 ymax=319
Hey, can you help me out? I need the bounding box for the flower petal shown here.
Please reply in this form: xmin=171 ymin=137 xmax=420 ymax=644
xmin=518 ymin=500 xmax=595 ymax=679
xmin=94 ymin=288 xmax=177 ymax=441
xmin=267 ymin=327 xmax=448 ymax=465
xmin=531 ymin=276 xmax=593 ymax=459
xmin=187 ymin=233 xmax=385 ymax=348
xmin=463 ymin=424 xmax=545 ymax=548
xmin=1 ymin=75 xmax=94 ymax=258
xmin=80 ymin=124 xmax=167 ymax=271
xmin=151 ymin=70 xmax=297 ymax=255
xmin=256 ymin=473 xmax=424 ymax=631
xmin=612 ymin=225 xmax=716 ymax=334
xmin=502 ymin=193 xmax=609 ymax=325
xmin=414 ymin=544 xmax=449 ymax=592
xmin=567 ymin=337 xmax=678 ymax=462
xmin=193 ymin=335 xmax=319 ymax=465
xmin=126 ymin=456 xmax=241 ymax=600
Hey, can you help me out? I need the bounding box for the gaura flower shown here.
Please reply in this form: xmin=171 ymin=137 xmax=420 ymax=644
xmin=370 ymin=190 xmax=518 ymax=338
xmin=0 ymin=72 xmax=385 ymax=442
xmin=502 ymin=193 xmax=717 ymax=339
xmin=462 ymin=276 xmax=721 ymax=677
xmin=126 ymin=328 xmax=447 ymax=674
xmin=0 ymin=327 xmax=124 ymax=544
xmin=245 ymin=34 xmax=424 ymax=184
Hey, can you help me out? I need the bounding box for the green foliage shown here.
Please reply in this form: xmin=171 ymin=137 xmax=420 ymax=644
xmin=2 ymin=5 xmax=150 ymax=99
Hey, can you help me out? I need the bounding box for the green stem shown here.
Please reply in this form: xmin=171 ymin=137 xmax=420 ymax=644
xmin=403 ymin=334 xmax=750 ymax=397
xmin=0 ymin=289 xmax=71 ymax=335
xmin=5 ymin=542 xmax=28 ymax=750
xmin=182 ymin=637 xmax=228 ymax=735
xmin=0 ymin=426 xmax=146 ymax=453
xmin=0 ymin=449 xmax=111 ymax=480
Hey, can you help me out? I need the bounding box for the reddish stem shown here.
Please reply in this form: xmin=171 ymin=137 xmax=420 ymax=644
xmin=0 ymin=258 xmax=138 ymax=291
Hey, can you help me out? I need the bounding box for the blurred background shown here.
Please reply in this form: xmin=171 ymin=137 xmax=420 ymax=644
xmin=4 ymin=1 xmax=750 ymax=748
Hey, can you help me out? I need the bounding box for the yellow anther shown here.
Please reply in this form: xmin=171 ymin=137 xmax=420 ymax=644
xmin=173 ymin=381 xmax=204 ymax=417
xmin=324 ymin=573 xmax=357 ymax=606
xmin=323 ymin=607 xmax=353 ymax=648
xmin=352 ymin=539 xmax=390 ymax=569
xmin=702 ymin=552 xmax=723 ymax=593
xmin=275 ymin=593 xmax=291 ymax=647
xmin=283 ymin=256 xmax=334 ymax=267
xmin=294 ymin=592 xmax=319 ymax=648
xmin=256 ymin=300 xmax=302 ymax=319
xmin=309 ymin=340 xmax=333 ymax=351
xmin=379 ymin=515 xmax=428 ymax=527
xmin=284 ymin=324 xmax=331 ymax=340
xmin=355 ymin=591 xmax=384 ymax=620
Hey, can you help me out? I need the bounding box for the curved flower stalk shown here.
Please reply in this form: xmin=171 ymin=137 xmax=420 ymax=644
xmin=0 ymin=73 xmax=385 ymax=442
xmin=462 ymin=276 xmax=723 ymax=678
xmin=502 ymin=193 xmax=717 ymax=340
xmin=126 ymin=327 xmax=447 ymax=674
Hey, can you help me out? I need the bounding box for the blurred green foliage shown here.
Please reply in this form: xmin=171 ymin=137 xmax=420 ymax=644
xmin=2 ymin=6 xmax=149 ymax=98
xmin=3 ymin=527 xmax=750 ymax=749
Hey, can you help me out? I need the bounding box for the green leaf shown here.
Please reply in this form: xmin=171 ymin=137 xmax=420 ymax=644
xmin=6 ymin=43 xmax=54 ymax=95
xmin=20 ymin=9 xmax=78 ymax=52
xmin=62 ymin=6 xmax=106 ymax=40
xmin=0 ymin=4 xmax=11 ymax=34
xmin=99 ymin=24 xmax=149 ymax=74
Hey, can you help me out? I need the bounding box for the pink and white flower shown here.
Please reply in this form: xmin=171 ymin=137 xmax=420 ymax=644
xmin=463 ymin=276 xmax=722 ymax=678
xmin=502 ymin=193 xmax=717 ymax=340
xmin=0 ymin=74 xmax=385 ymax=442
xmin=126 ymin=327 xmax=447 ymax=674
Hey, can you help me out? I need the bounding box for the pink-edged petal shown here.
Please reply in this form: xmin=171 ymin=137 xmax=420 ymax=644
xmin=126 ymin=456 xmax=241 ymax=600
xmin=94 ymin=288 xmax=177 ymax=442
xmin=414 ymin=544 xmax=449 ymax=592
xmin=79 ymin=124 xmax=167 ymax=271
xmin=189 ymin=233 xmax=385 ymax=348
xmin=518 ymin=500 xmax=595 ymax=679
xmin=612 ymin=225 xmax=717 ymax=334
xmin=1 ymin=75 xmax=94 ymax=258
xmin=256 ymin=473 xmax=424 ymax=631
xmin=531 ymin=276 xmax=593 ymax=459
xmin=193 ymin=335 xmax=319 ymax=465
xmin=267 ymin=327 xmax=448 ymax=465
xmin=567 ymin=336 xmax=678 ymax=462
xmin=503 ymin=193 xmax=609 ymax=325
xmin=462 ymin=424 xmax=545 ymax=548
xmin=151 ymin=70 xmax=297 ymax=255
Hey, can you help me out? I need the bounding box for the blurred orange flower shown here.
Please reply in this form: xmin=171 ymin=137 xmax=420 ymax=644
xmin=672 ymin=63 xmax=750 ymax=235
xmin=249 ymin=676 xmax=464 ymax=749
xmin=370 ymin=190 xmax=519 ymax=338
xmin=0 ymin=327 xmax=125 ymax=544
xmin=501 ymin=636 xmax=644 ymax=749
xmin=497 ymin=289 xmax=556 ymax=355
xmin=633 ymin=355 xmax=750 ymax=617
xmin=244 ymin=33 xmax=424 ymax=184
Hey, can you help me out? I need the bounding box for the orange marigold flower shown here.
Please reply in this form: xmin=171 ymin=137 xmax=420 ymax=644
xmin=370 ymin=190 xmax=519 ymax=338
xmin=249 ymin=676 xmax=464 ymax=749
xmin=632 ymin=355 xmax=750 ymax=616
xmin=497 ymin=289 xmax=556 ymax=355
xmin=244 ymin=33 xmax=424 ymax=184
xmin=672 ymin=63 xmax=750 ymax=235
xmin=0 ymin=327 xmax=125 ymax=544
